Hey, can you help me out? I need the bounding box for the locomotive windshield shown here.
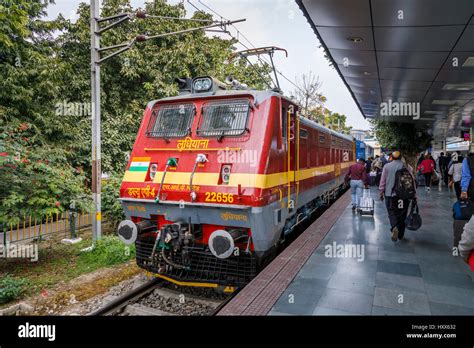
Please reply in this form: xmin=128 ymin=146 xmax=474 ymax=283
xmin=146 ymin=103 xmax=195 ymax=138
xmin=197 ymin=100 xmax=250 ymax=137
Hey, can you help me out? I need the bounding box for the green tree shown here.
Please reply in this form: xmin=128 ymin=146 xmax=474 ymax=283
xmin=55 ymin=0 xmax=272 ymax=174
xmin=0 ymin=0 xmax=273 ymax=226
xmin=370 ymin=119 xmax=432 ymax=167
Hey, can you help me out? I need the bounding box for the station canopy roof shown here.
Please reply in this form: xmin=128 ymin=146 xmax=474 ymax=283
xmin=296 ymin=0 xmax=474 ymax=145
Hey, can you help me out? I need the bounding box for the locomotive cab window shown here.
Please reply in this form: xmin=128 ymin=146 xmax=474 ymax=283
xmin=146 ymin=103 xmax=195 ymax=138
xmin=197 ymin=100 xmax=250 ymax=137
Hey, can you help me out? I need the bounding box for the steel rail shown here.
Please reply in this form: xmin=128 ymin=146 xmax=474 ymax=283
xmin=88 ymin=278 xmax=163 ymax=316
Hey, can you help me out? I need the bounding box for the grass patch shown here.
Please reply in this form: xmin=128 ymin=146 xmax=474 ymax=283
xmin=0 ymin=233 xmax=137 ymax=305
xmin=0 ymin=276 xmax=28 ymax=304
xmin=78 ymin=235 xmax=135 ymax=268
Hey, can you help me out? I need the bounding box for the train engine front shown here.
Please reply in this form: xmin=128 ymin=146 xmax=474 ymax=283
xmin=118 ymin=77 xmax=280 ymax=292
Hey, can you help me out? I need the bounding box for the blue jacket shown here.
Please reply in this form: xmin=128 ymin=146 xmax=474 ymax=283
xmin=461 ymin=158 xmax=471 ymax=192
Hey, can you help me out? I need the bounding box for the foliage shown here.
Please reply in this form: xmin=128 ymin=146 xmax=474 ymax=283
xmin=102 ymin=173 xmax=126 ymax=228
xmin=54 ymin=0 xmax=272 ymax=173
xmin=370 ymin=119 xmax=432 ymax=166
xmin=293 ymin=71 xmax=326 ymax=118
xmin=0 ymin=121 xmax=92 ymax=226
xmin=79 ymin=235 xmax=135 ymax=267
xmin=292 ymin=72 xmax=351 ymax=134
xmin=0 ymin=275 xmax=28 ymax=304
xmin=0 ymin=0 xmax=273 ymax=225
xmin=307 ymin=109 xmax=352 ymax=134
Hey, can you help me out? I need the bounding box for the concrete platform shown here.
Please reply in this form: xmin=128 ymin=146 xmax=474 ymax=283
xmin=219 ymin=186 xmax=474 ymax=316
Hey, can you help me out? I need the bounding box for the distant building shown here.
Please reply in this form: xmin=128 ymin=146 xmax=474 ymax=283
xmin=364 ymin=138 xmax=381 ymax=156
xmin=350 ymin=129 xmax=369 ymax=141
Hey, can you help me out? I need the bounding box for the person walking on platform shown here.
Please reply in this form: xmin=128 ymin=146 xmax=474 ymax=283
xmin=372 ymin=155 xmax=383 ymax=186
xmin=380 ymin=152 xmax=388 ymax=166
xmin=438 ymin=152 xmax=449 ymax=185
xmin=417 ymin=154 xmax=435 ymax=192
xmin=448 ymin=154 xmax=463 ymax=199
xmin=346 ymin=158 xmax=368 ymax=211
xmin=379 ymin=151 xmax=416 ymax=242
xmin=460 ymin=153 xmax=474 ymax=201
xmin=458 ymin=215 xmax=474 ymax=267
xmin=365 ymin=157 xmax=373 ymax=174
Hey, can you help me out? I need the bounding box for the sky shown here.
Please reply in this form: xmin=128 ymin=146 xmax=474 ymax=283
xmin=46 ymin=0 xmax=370 ymax=130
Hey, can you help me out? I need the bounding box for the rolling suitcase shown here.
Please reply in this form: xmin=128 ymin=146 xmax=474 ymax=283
xmin=417 ymin=173 xmax=425 ymax=187
xmin=368 ymin=172 xmax=377 ymax=186
xmin=359 ymin=188 xmax=374 ymax=216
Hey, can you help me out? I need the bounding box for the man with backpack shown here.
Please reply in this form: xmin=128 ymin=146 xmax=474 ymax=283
xmin=379 ymin=151 xmax=417 ymax=242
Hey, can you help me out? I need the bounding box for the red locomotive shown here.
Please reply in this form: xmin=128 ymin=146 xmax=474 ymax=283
xmin=118 ymin=76 xmax=355 ymax=292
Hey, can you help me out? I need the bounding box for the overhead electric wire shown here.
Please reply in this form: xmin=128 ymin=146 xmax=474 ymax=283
xmin=190 ymin=0 xmax=305 ymax=94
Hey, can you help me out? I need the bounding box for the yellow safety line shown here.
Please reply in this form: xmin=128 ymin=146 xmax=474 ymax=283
xmin=296 ymin=114 xmax=300 ymax=207
xmin=152 ymin=273 xmax=236 ymax=293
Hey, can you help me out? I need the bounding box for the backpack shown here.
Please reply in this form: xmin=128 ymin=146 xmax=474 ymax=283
xmin=372 ymin=158 xmax=383 ymax=171
xmin=393 ymin=166 xmax=416 ymax=199
xmin=453 ymin=200 xmax=474 ymax=220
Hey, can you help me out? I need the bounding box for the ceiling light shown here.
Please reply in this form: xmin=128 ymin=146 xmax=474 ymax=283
xmin=363 ymin=71 xmax=371 ymax=76
xmin=442 ymin=83 xmax=474 ymax=91
xmin=462 ymin=57 xmax=474 ymax=67
xmin=348 ymin=37 xmax=364 ymax=43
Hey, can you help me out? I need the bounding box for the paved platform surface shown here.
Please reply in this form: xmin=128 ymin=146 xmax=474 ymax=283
xmin=219 ymin=186 xmax=474 ymax=316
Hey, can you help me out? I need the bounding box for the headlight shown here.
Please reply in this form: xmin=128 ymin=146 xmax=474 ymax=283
xmin=221 ymin=164 xmax=231 ymax=184
xmin=149 ymin=163 xmax=158 ymax=180
xmin=192 ymin=77 xmax=213 ymax=93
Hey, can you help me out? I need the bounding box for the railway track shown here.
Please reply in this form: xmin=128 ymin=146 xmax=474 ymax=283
xmin=88 ymin=277 xmax=234 ymax=316
xmin=88 ymin=188 xmax=344 ymax=317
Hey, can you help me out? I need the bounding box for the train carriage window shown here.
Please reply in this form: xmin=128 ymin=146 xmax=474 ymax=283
xmin=319 ymin=135 xmax=325 ymax=143
xmin=146 ymin=103 xmax=195 ymax=138
xmin=281 ymin=106 xmax=287 ymax=139
xmin=197 ymin=99 xmax=250 ymax=137
xmin=299 ymin=128 xmax=308 ymax=139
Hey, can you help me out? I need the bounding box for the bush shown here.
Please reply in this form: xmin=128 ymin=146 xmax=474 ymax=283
xmin=0 ymin=276 xmax=28 ymax=304
xmin=80 ymin=235 xmax=135 ymax=267
xmin=102 ymin=173 xmax=126 ymax=229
